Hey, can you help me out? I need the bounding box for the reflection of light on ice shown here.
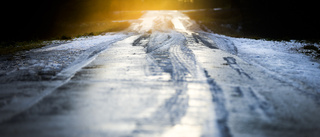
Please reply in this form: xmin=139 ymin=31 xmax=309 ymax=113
xmin=162 ymin=82 xmax=220 ymax=137
xmin=139 ymin=16 xmax=157 ymax=32
xmin=172 ymin=18 xmax=186 ymax=31
xmin=162 ymin=124 xmax=202 ymax=137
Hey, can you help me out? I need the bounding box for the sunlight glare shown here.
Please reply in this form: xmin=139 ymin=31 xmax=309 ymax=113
xmin=129 ymin=10 xmax=194 ymax=33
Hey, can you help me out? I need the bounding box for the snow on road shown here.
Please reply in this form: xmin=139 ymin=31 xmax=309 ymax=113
xmin=0 ymin=10 xmax=320 ymax=137
xmin=41 ymin=33 xmax=128 ymax=51
xmin=203 ymin=33 xmax=320 ymax=92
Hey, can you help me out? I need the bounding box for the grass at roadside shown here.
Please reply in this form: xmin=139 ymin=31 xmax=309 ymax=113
xmin=51 ymin=21 xmax=131 ymax=39
xmin=0 ymin=41 xmax=47 ymax=55
xmin=0 ymin=21 xmax=130 ymax=55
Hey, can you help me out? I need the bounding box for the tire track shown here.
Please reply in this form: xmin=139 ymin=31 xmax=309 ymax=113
xmin=185 ymin=33 xmax=233 ymax=137
xmin=131 ymin=31 xmax=223 ymax=137
xmin=132 ymin=32 xmax=192 ymax=136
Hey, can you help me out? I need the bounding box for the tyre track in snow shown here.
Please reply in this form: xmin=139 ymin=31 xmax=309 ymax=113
xmin=131 ymin=31 xmax=220 ymax=137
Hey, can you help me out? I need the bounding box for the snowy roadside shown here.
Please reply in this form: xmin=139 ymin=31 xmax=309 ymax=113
xmin=202 ymin=32 xmax=320 ymax=92
xmin=0 ymin=33 xmax=130 ymax=122
xmin=0 ymin=33 xmax=129 ymax=83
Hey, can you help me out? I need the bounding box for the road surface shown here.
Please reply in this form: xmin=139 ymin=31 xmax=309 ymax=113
xmin=0 ymin=10 xmax=320 ymax=137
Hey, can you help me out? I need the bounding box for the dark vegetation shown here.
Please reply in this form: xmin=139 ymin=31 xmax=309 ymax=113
xmin=236 ymin=0 xmax=320 ymax=41
xmin=0 ymin=1 xmax=140 ymax=55
xmin=186 ymin=0 xmax=320 ymax=42
xmin=299 ymin=45 xmax=320 ymax=59
xmin=1 ymin=1 xmax=142 ymax=41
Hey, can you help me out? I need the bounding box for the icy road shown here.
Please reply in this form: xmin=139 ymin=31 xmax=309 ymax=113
xmin=1 ymin=11 xmax=320 ymax=137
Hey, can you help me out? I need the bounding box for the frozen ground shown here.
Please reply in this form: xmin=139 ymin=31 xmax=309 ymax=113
xmin=0 ymin=10 xmax=320 ymax=137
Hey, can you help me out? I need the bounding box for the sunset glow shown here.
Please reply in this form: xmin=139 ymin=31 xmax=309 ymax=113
xmin=109 ymin=0 xmax=198 ymax=11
